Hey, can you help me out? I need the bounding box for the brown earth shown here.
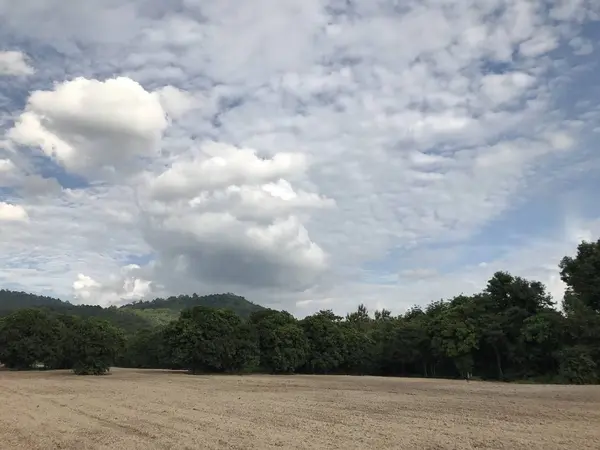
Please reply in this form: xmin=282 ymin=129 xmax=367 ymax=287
xmin=0 ymin=368 xmax=599 ymax=449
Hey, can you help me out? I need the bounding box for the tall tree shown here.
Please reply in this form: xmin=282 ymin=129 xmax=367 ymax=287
xmin=431 ymin=296 xmax=480 ymax=378
xmin=165 ymin=306 xmax=258 ymax=373
xmin=249 ymin=309 xmax=308 ymax=373
xmin=70 ymin=318 xmax=125 ymax=375
xmin=560 ymin=239 xmax=600 ymax=312
xmin=301 ymin=310 xmax=346 ymax=374
xmin=0 ymin=309 xmax=65 ymax=369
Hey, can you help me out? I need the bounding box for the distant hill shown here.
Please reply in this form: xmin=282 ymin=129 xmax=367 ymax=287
xmin=0 ymin=289 xmax=152 ymax=334
xmin=122 ymin=293 xmax=265 ymax=323
xmin=0 ymin=289 xmax=266 ymax=333
xmin=0 ymin=289 xmax=65 ymax=311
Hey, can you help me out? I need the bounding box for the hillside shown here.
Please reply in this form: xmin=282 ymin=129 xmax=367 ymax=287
xmin=0 ymin=289 xmax=65 ymax=311
xmin=0 ymin=290 xmax=265 ymax=333
xmin=123 ymin=293 xmax=265 ymax=322
xmin=0 ymin=289 xmax=152 ymax=334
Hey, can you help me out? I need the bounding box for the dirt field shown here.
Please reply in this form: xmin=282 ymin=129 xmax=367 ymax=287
xmin=1 ymin=369 xmax=599 ymax=449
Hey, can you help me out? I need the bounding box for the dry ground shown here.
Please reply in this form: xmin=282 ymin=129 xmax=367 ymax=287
xmin=0 ymin=368 xmax=599 ymax=449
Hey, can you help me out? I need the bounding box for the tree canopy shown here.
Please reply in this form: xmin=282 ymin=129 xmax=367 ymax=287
xmin=0 ymin=312 xmax=123 ymax=375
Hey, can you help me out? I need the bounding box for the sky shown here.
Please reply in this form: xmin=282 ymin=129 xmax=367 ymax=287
xmin=0 ymin=0 xmax=599 ymax=316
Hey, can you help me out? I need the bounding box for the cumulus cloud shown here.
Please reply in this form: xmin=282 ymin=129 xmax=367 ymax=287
xmin=0 ymin=50 xmax=34 ymax=76
xmin=0 ymin=202 xmax=28 ymax=222
xmin=7 ymin=77 xmax=170 ymax=179
xmin=73 ymin=266 xmax=151 ymax=307
xmin=148 ymin=142 xmax=308 ymax=200
xmin=140 ymin=142 xmax=332 ymax=291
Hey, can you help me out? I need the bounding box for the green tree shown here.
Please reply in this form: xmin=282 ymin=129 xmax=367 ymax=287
xmin=0 ymin=309 xmax=65 ymax=369
xmin=119 ymin=327 xmax=170 ymax=369
xmin=560 ymin=239 xmax=600 ymax=312
xmin=300 ymin=310 xmax=346 ymax=374
xmin=70 ymin=318 xmax=125 ymax=375
xmin=557 ymin=346 xmax=598 ymax=384
xmin=249 ymin=309 xmax=308 ymax=373
xmin=340 ymin=322 xmax=375 ymax=374
xmin=165 ymin=306 xmax=258 ymax=373
xmin=431 ymin=296 xmax=480 ymax=378
xmin=520 ymin=309 xmax=565 ymax=378
xmin=475 ymin=272 xmax=555 ymax=380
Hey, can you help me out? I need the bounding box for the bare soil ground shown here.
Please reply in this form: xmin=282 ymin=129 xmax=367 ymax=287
xmin=1 ymin=368 xmax=599 ymax=449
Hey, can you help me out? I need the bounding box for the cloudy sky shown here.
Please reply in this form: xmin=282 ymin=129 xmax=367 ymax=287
xmin=1 ymin=0 xmax=599 ymax=316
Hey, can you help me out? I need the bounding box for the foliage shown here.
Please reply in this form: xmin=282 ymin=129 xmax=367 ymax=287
xmin=0 ymin=290 xmax=150 ymax=335
xmin=164 ymin=306 xmax=259 ymax=373
xmin=0 ymin=291 xmax=265 ymax=335
xmin=124 ymin=308 xmax=180 ymax=327
xmin=118 ymin=327 xmax=170 ymax=369
xmin=70 ymin=318 xmax=125 ymax=375
xmin=0 ymin=289 xmax=65 ymax=311
xmin=0 ymin=311 xmax=123 ymax=375
xmin=249 ymin=309 xmax=309 ymax=373
xmin=0 ymin=309 xmax=65 ymax=369
xmin=300 ymin=310 xmax=346 ymax=374
xmin=1 ymin=239 xmax=600 ymax=384
xmin=560 ymin=239 xmax=600 ymax=312
xmin=557 ymin=346 xmax=597 ymax=384
xmin=126 ymin=293 xmax=265 ymax=318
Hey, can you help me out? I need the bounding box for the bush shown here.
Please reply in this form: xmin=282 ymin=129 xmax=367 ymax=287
xmin=558 ymin=346 xmax=598 ymax=384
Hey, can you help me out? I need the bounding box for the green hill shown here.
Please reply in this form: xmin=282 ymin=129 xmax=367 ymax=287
xmin=0 ymin=289 xmax=152 ymax=334
xmin=0 ymin=290 xmax=265 ymax=334
xmin=0 ymin=289 xmax=65 ymax=310
xmin=122 ymin=293 xmax=265 ymax=321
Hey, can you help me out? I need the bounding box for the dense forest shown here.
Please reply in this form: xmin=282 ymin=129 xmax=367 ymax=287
xmin=1 ymin=239 xmax=599 ymax=383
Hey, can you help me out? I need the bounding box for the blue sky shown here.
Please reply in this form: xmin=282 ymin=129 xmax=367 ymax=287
xmin=1 ymin=0 xmax=600 ymax=315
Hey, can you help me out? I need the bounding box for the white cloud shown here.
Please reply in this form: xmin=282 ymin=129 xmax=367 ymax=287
xmin=72 ymin=274 xmax=101 ymax=297
xmin=0 ymin=202 xmax=28 ymax=222
xmin=0 ymin=50 xmax=34 ymax=76
xmin=156 ymin=86 xmax=195 ymax=119
xmin=519 ymin=30 xmax=559 ymax=57
xmin=148 ymin=142 xmax=308 ymax=200
xmin=140 ymin=142 xmax=331 ymax=291
xmin=480 ymin=72 xmax=536 ymax=107
xmin=0 ymin=0 xmax=599 ymax=313
xmin=7 ymin=77 xmax=170 ymax=179
xmin=0 ymin=158 xmax=15 ymax=173
xmin=73 ymin=265 xmax=151 ymax=306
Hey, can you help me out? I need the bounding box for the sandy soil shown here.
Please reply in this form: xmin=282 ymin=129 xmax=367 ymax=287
xmin=0 ymin=368 xmax=599 ymax=449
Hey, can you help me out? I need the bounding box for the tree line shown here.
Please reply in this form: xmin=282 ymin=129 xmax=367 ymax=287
xmin=1 ymin=239 xmax=599 ymax=382
xmin=0 ymin=290 xmax=265 ymax=332
xmin=0 ymin=310 xmax=124 ymax=375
